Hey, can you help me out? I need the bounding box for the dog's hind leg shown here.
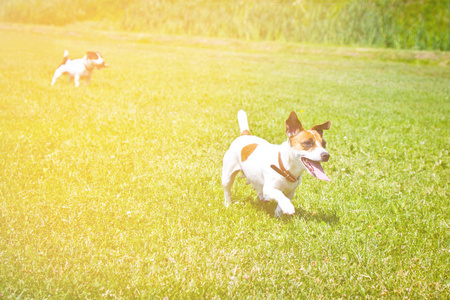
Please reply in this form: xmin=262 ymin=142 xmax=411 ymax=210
xmin=222 ymin=151 xmax=240 ymax=207
xmin=51 ymin=68 xmax=64 ymax=86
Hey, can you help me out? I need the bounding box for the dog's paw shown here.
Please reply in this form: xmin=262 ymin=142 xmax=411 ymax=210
xmin=279 ymin=201 xmax=295 ymax=215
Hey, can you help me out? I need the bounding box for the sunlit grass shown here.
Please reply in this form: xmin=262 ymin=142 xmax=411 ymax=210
xmin=0 ymin=24 xmax=449 ymax=298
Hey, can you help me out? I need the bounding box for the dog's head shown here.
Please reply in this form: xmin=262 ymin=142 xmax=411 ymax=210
xmin=86 ymin=51 xmax=108 ymax=69
xmin=286 ymin=111 xmax=331 ymax=181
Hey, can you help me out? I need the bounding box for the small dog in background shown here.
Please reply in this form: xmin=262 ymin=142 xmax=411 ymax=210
xmin=222 ymin=110 xmax=332 ymax=217
xmin=51 ymin=50 xmax=108 ymax=87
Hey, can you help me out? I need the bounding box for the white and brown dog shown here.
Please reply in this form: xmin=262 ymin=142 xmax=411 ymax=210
xmin=51 ymin=50 xmax=108 ymax=87
xmin=222 ymin=110 xmax=331 ymax=217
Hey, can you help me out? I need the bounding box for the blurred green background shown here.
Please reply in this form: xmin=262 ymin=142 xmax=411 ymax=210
xmin=1 ymin=0 xmax=448 ymax=51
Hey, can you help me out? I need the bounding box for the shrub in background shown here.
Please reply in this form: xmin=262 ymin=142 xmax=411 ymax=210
xmin=0 ymin=0 xmax=448 ymax=51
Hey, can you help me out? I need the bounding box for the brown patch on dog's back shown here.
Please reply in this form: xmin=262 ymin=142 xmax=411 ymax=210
xmin=241 ymin=143 xmax=258 ymax=162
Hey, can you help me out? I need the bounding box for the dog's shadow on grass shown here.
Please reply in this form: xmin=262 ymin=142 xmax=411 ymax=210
xmin=247 ymin=197 xmax=340 ymax=225
xmin=290 ymin=206 xmax=340 ymax=225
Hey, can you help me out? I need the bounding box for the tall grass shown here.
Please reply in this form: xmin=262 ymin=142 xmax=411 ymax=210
xmin=0 ymin=0 xmax=125 ymax=25
xmin=121 ymin=0 xmax=450 ymax=50
xmin=0 ymin=0 xmax=449 ymax=50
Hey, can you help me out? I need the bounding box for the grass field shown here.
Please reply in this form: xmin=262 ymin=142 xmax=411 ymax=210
xmin=0 ymin=23 xmax=449 ymax=298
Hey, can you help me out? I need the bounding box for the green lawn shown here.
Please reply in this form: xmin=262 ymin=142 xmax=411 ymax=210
xmin=0 ymin=23 xmax=449 ymax=299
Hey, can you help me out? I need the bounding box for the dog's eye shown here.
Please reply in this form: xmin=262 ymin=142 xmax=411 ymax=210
xmin=302 ymin=140 xmax=313 ymax=149
xmin=322 ymin=140 xmax=327 ymax=148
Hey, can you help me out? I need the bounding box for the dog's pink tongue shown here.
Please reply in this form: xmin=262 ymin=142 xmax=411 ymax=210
xmin=310 ymin=161 xmax=331 ymax=182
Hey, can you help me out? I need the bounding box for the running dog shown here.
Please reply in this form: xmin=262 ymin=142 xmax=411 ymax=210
xmin=222 ymin=110 xmax=331 ymax=217
xmin=51 ymin=50 xmax=108 ymax=87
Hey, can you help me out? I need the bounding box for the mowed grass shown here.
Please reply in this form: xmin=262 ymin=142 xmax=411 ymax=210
xmin=0 ymin=24 xmax=449 ymax=298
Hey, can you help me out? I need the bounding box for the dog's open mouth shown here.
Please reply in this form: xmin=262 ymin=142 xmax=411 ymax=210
xmin=301 ymin=158 xmax=331 ymax=182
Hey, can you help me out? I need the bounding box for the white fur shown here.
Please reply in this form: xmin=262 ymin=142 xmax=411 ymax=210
xmin=237 ymin=110 xmax=249 ymax=133
xmin=222 ymin=110 xmax=330 ymax=217
xmin=51 ymin=50 xmax=107 ymax=87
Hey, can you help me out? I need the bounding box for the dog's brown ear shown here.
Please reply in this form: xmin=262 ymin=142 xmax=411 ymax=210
xmin=86 ymin=51 xmax=99 ymax=60
xmin=311 ymin=121 xmax=331 ymax=137
xmin=285 ymin=111 xmax=304 ymax=137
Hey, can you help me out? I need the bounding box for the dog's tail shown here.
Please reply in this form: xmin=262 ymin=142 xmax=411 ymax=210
xmin=238 ymin=110 xmax=250 ymax=136
xmin=59 ymin=50 xmax=69 ymax=66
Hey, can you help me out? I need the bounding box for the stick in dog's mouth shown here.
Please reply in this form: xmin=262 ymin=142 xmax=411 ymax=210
xmin=301 ymin=158 xmax=331 ymax=182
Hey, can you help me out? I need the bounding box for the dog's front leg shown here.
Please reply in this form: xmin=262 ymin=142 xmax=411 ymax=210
xmin=263 ymin=186 xmax=295 ymax=217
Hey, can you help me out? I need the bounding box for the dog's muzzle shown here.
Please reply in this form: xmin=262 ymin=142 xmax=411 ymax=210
xmin=321 ymin=152 xmax=330 ymax=162
xmin=97 ymin=62 xmax=108 ymax=69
